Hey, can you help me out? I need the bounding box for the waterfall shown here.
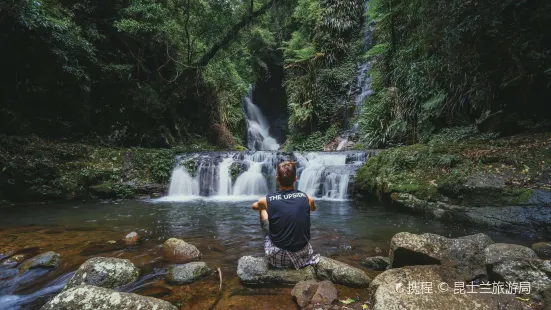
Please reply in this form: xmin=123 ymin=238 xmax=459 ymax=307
xmin=168 ymin=167 xmax=199 ymax=196
xmin=233 ymin=162 xmax=269 ymax=196
xmin=218 ymin=157 xmax=234 ymax=196
xmin=243 ymin=86 xmax=280 ymax=151
xmin=349 ymin=0 xmax=374 ymax=133
xmin=162 ymin=151 xmax=373 ymax=201
xmin=295 ymin=153 xmax=353 ymax=199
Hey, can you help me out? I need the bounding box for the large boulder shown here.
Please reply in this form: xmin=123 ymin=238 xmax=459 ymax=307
xmin=370 ymin=265 xmax=528 ymax=310
xmin=361 ymin=256 xmax=390 ymax=271
xmin=491 ymin=259 xmax=551 ymax=297
xmin=42 ymin=285 xmax=177 ymax=310
xmin=237 ymin=256 xmax=316 ymax=285
xmin=484 ymin=243 xmax=537 ymax=266
xmin=64 ymin=257 xmax=139 ymax=290
xmin=314 ymin=256 xmax=371 ymax=287
xmin=163 ymin=238 xmax=201 ymax=263
xmin=19 ymin=251 xmax=60 ymax=274
xmin=165 ymin=262 xmax=211 ymax=285
xmin=291 ymin=280 xmax=337 ymax=308
xmin=389 ymin=232 xmax=493 ymax=280
xmin=532 ymin=242 xmax=551 ymax=259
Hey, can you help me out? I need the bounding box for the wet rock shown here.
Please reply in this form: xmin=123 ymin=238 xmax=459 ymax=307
xmin=491 ymin=259 xmax=551 ymax=297
xmin=370 ymin=265 xmax=527 ymax=310
xmin=19 ymin=251 xmax=60 ymax=274
xmin=389 ymin=232 xmax=493 ymax=281
xmin=2 ymin=254 xmax=26 ymax=267
xmin=42 ymin=285 xmax=177 ymax=310
xmin=532 ymin=242 xmax=551 ymax=259
xmin=64 ymin=257 xmax=139 ymax=290
xmin=237 ymin=256 xmax=316 ymax=285
xmin=165 ymin=262 xmax=211 ymax=285
xmin=163 ymin=238 xmax=201 ymax=263
xmin=361 ymin=256 xmax=390 ymax=271
xmin=484 ymin=243 xmax=537 ymax=266
xmin=136 ymin=183 xmax=166 ymax=197
xmin=314 ymin=256 xmax=371 ymax=287
xmin=124 ymin=232 xmax=139 ymax=246
xmin=292 ymin=280 xmax=337 ymax=308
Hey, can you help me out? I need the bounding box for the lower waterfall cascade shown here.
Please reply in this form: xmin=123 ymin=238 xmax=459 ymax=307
xmin=166 ymin=151 xmax=374 ymax=200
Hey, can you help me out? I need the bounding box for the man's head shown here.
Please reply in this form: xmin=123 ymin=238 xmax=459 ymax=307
xmin=276 ymin=161 xmax=297 ymax=188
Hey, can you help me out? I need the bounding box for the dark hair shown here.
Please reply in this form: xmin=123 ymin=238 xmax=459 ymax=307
xmin=276 ymin=161 xmax=297 ymax=187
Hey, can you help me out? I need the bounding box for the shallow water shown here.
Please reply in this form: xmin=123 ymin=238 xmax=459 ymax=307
xmin=0 ymin=198 xmax=537 ymax=309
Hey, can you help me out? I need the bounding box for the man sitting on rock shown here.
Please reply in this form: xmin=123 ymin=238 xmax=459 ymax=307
xmin=252 ymin=161 xmax=320 ymax=269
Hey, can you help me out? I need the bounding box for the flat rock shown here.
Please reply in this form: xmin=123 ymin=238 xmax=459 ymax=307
xmin=491 ymin=259 xmax=551 ymax=297
xmin=314 ymin=256 xmax=371 ymax=287
xmin=484 ymin=243 xmax=537 ymax=266
xmin=532 ymin=242 xmax=551 ymax=259
xmin=291 ymin=280 xmax=337 ymax=308
xmin=64 ymin=257 xmax=139 ymax=290
xmin=361 ymin=256 xmax=390 ymax=271
xmin=237 ymin=256 xmax=316 ymax=285
xmin=163 ymin=238 xmax=201 ymax=263
xmin=370 ymin=265 xmax=528 ymax=310
xmin=166 ymin=262 xmax=211 ymax=285
xmin=42 ymin=285 xmax=177 ymax=310
xmin=19 ymin=251 xmax=60 ymax=274
xmin=389 ymin=232 xmax=493 ymax=281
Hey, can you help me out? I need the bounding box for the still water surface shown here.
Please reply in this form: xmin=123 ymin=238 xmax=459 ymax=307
xmin=0 ymin=198 xmax=534 ymax=309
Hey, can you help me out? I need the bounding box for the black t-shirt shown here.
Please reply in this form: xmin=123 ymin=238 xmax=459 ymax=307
xmin=266 ymin=189 xmax=311 ymax=252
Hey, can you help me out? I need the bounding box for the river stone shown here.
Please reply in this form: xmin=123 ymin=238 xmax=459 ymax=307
xmin=370 ymin=265 xmax=527 ymax=310
xmin=491 ymin=259 xmax=551 ymax=297
xmin=64 ymin=257 xmax=139 ymax=290
xmin=532 ymin=242 xmax=551 ymax=259
xmin=237 ymin=256 xmax=316 ymax=285
xmin=163 ymin=238 xmax=201 ymax=263
xmin=389 ymin=232 xmax=493 ymax=281
xmin=166 ymin=262 xmax=211 ymax=285
xmin=291 ymin=280 xmax=337 ymax=308
xmin=124 ymin=231 xmax=138 ymax=246
xmin=19 ymin=251 xmax=60 ymax=274
xmin=314 ymin=256 xmax=371 ymax=287
xmin=484 ymin=243 xmax=538 ymax=266
xmin=42 ymin=285 xmax=177 ymax=310
xmin=361 ymin=256 xmax=390 ymax=271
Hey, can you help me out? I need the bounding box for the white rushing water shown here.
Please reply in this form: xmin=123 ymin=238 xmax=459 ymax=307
xmin=295 ymin=153 xmax=351 ymax=200
xmin=163 ymin=151 xmax=370 ymax=201
xmin=233 ymin=162 xmax=269 ymax=196
xmin=348 ymin=0 xmax=374 ymax=133
xmin=218 ymin=157 xmax=234 ymax=196
xmin=168 ymin=167 xmax=199 ymax=196
xmin=244 ymin=86 xmax=280 ymax=151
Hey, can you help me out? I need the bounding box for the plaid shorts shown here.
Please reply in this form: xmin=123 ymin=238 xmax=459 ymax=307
xmin=261 ymin=219 xmax=320 ymax=270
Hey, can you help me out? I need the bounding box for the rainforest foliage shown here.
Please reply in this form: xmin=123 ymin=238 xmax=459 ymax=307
xmin=1 ymin=0 xmax=550 ymax=150
xmin=359 ymin=0 xmax=551 ymax=147
xmin=0 ymin=0 xmax=286 ymax=147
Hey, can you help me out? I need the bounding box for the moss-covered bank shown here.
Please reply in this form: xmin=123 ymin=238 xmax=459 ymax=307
xmin=0 ymin=136 xmax=221 ymax=203
xmin=354 ymin=132 xmax=551 ymax=234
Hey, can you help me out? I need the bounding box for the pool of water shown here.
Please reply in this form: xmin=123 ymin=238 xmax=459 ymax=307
xmin=0 ymin=198 xmax=536 ymax=309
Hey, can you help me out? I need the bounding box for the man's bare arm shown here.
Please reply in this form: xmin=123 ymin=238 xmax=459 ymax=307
xmin=308 ymin=195 xmax=317 ymax=211
xmin=252 ymin=197 xmax=268 ymax=211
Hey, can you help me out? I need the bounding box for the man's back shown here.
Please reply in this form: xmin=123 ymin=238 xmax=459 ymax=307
xmin=267 ymin=189 xmax=310 ymax=252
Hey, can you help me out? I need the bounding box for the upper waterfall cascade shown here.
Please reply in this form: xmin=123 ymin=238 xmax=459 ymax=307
xmin=167 ymin=151 xmax=374 ymax=200
xmin=244 ymin=86 xmax=280 ymax=151
xmin=349 ymin=0 xmax=374 ymax=133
